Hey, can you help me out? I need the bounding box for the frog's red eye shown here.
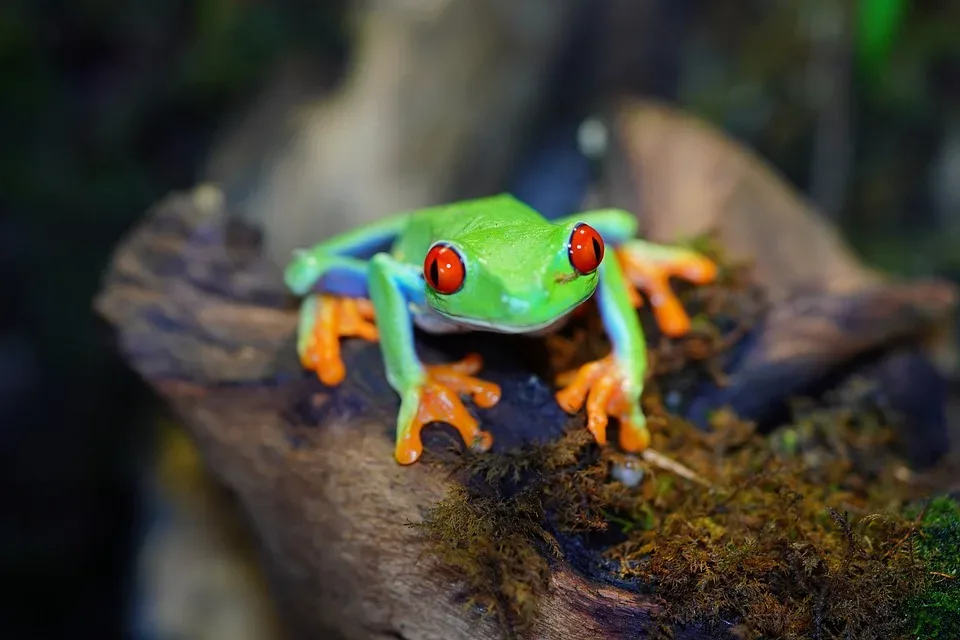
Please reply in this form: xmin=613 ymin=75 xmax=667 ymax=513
xmin=423 ymin=242 xmax=465 ymax=294
xmin=568 ymin=223 xmax=604 ymax=275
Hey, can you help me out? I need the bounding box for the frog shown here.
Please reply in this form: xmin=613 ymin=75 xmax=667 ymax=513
xmin=284 ymin=194 xmax=717 ymax=464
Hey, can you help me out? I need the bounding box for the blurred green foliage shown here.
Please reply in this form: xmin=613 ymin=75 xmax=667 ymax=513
xmin=906 ymin=496 xmax=960 ymax=639
xmin=678 ymin=1 xmax=960 ymax=278
xmin=855 ymin=0 xmax=908 ymax=88
xmin=1 ymin=0 xmax=345 ymax=226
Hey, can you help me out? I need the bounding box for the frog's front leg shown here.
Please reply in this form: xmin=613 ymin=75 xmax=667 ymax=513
xmin=551 ymin=209 xmax=718 ymax=452
xmin=367 ymin=254 xmax=501 ymax=464
xmin=555 ymin=251 xmax=652 ymax=451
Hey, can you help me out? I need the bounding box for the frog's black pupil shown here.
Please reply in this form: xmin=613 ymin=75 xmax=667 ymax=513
xmin=429 ymin=259 xmax=439 ymax=288
xmin=592 ymin=237 xmax=601 ymax=261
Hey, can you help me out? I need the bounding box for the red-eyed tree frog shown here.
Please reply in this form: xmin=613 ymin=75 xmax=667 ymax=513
xmin=284 ymin=194 xmax=717 ymax=464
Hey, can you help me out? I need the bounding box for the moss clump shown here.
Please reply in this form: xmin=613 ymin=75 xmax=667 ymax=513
xmin=905 ymin=496 xmax=960 ymax=639
xmin=548 ymin=401 xmax=935 ymax=639
xmin=409 ymin=483 xmax=559 ymax=637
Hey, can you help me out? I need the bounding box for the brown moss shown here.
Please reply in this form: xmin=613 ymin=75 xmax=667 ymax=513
xmin=409 ymin=482 xmax=559 ymax=637
xmin=616 ymin=416 xmax=926 ymax=639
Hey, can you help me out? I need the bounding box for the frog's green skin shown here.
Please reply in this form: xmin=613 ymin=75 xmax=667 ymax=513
xmin=284 ymin=194 xmax=714 ymax=464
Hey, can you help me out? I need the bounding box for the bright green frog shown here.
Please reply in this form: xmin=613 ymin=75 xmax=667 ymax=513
xmin=284 ymin=194 xmax=717 ymax=464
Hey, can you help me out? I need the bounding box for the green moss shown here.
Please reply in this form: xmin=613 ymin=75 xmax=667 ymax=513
xmin=905 ymin=496 xmax=960 ymax=639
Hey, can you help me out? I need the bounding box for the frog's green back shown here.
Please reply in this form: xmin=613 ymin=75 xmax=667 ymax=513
xmin=391 ymin=194 xmax=549 ymax=265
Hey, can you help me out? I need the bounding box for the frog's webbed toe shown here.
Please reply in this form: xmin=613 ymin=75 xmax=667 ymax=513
xmin=616 ymin=241 xmax=718 ymax=337
xmin=299 ymin=294 xmax=379 ymax=386
xmin=394 ymin=354 xmax=501 ymax=465
xmin=555 ymin=355 xmax=650 ymax=452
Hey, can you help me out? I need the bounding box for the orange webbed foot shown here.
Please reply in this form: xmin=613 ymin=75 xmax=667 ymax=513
xmin=616 ymin=242 xmax=718 ymax=337
xmin=394 ymin=353 xmax=502 ymax=465
xmin=301 ymin=295 xmax=379 ymax=386
xmin=555 ymin=355 xmax=651 ymax=452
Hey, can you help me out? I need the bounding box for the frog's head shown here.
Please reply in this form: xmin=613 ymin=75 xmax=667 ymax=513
xmin=422 ymin=220 xmax=605 ymax=333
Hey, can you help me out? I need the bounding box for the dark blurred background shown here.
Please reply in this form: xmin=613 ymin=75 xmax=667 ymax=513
xmin=2 ymin=1 xmax=959 ymax=638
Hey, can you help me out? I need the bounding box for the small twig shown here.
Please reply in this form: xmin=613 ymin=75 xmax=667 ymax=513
xmin=641 ymin=448 xmax=711 ymax=487
xmin=930 ymin=571 xmax=956 ymax=580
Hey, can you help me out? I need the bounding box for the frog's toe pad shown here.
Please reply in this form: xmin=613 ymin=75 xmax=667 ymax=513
xmin=394 ymin=354 xmax=500 ymax=465
xmin=426 ymin=353 xmax=501 ymax=408
xmin=555 ymin=355 xmax=651 ymax=452
xmin=616 ymin=246 xmax=718 ymax=338
xmin=301 ymin=295 xmax=378 ymax=386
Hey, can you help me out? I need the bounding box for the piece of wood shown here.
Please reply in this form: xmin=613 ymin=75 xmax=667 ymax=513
xmin=96 ymin=103 xmax=958 ymax=639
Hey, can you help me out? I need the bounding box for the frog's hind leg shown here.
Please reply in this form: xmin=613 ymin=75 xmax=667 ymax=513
xmin=614 ymin=239 xmax=717 ymax=337
xmin=367 ymin=253 xmax=501 ymax=465
xmin=556 ymin=209 xmax=718 ymax=337
xmin=297 ymin=291 xmax=379 ymax=386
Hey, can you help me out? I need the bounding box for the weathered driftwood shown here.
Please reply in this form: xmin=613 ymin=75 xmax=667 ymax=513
xmin=95 ymin=102 xmax=957 ymax=640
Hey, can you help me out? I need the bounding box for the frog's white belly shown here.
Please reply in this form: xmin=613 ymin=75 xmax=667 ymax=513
xmin=411 ymin=304 xmax=573 ymax=337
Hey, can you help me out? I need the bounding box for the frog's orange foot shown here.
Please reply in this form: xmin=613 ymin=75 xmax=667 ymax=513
xmin=301 ymin=295 xmax=378 ymax=386
xmin=394 ymin=353 xmax=502 ymax=465
xmin=555 ymin=355 xmax=651 ymax=452
xmin=616 ymin=244 xmax=718 ymax=337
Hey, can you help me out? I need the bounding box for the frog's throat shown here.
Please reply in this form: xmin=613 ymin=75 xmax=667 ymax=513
xmin=434 ymin=294 xmax=591 ymax=335
xmin=442 ymin=312 xmax=570 ymax=335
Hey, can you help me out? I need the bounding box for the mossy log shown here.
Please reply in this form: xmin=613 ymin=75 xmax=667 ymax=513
xmin=95 ymin=102 xmax=957 ymax=639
